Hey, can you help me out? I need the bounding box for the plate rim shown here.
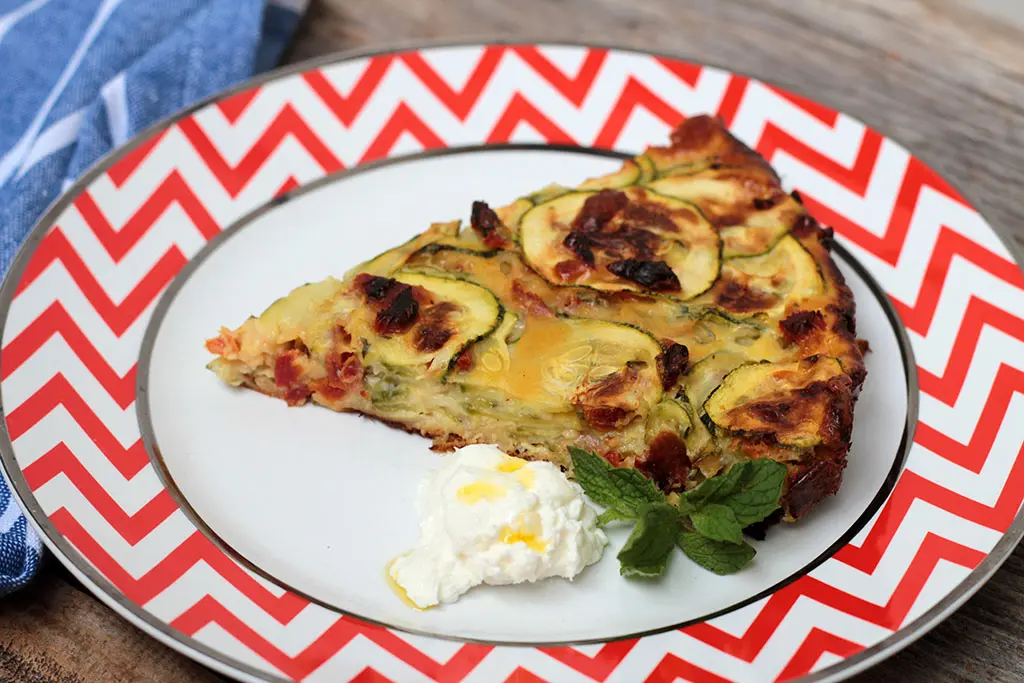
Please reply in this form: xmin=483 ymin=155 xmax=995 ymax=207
xmin=0 ymin=38 xmax=1020 ymax=683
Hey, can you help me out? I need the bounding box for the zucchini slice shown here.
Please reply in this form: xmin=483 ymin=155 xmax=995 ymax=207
xmin=344 ymin=221 xmax=461 ymax=280
xmin=646 ymin=396 xmax=693 ymax=442
xmin=528 ymin=183 xmax=573 ymax=205
xmin=453 ymin=315 xmax=664 ymax=415
xmin=646 ymin=169 xmax=739 ymax=217
xmin=636 ymin=154 xmax=657 ymax=184
xmin=498 ymin=184 xmax=574 ymax=242
xmin=654 ymin=160 xmax=714 ymax=178
xmin=353 ymin=271 xmax=504 ymax=375
xmin=410 ymin=242 xmax=499 ymax=259
xmin=252 ymin=278 xmax=348 ymax=355
xmin=405 ymin=245 xmax=559 ymax=318
xmin=725 ymin=234 xmax=822 ymax=296
xmin=679 ymin=305 xmax=766 ymax=329
xmin=675 ymin=306 xmax=770 ymax=360
xmin=719 ymin=196 xmax=803 ymax=258
xmin=644 ymin=140 xmax=717 ymax=176
xmin=574 ymin=155 xmax=657 ymax=190
xmin=677 ymin=350 xmax=748 ymax=461
xmin=702 ymin=356 xmax=845 ymax=448
xmin=646 ymin=165 xmax=782 ymax=226
xmin=711 ymin=235 xmax=823 ymax=315
xmin=578 ymin=158 xmax=642 ymax=190
xmin=683 ymin=351 xmax=749 ymax=414
xmin=519 ymin=187 xmax=720 ymax=299
xmin=720 ymin=223 xmax=789 ymax=259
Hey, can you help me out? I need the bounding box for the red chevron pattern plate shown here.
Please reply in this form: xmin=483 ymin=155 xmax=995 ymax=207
xmin=1 ymin=42 xmax=1023 ymax=683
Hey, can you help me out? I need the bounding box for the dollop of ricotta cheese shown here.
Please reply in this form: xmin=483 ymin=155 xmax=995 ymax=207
xmin=388 ymin=444 xmax=607 ymax=609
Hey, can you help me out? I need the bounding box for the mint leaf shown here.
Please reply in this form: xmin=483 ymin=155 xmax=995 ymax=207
xmin=597 ymin=508 xmax=631 ymax=526
xmin=723 ymin=459 xmax=788 ymax=526
xmin=569 ymin=446 xmax=632 ymax=515
xmin=689 ymin=503 xmax=743 ymax=544
xmin=617 ymin=503 xmax=681 ymax=577
xmin=607 ymin=469 xmax=665 ymax=507
xmin=682 ymin=460 xmax=750 ymax=507
xmin=681 ymin=459 xmax=786 ymax=526
xmin=678 ymin=531 xmax=756 ymax=575
xmin=569 ymin=446 xmax=664 ymax=519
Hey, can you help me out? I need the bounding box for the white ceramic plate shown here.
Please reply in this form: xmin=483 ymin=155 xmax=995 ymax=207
xmin=2 ymin=42 xmax=1022 ymax=683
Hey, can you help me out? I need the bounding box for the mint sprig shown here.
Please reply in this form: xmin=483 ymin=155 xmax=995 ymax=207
xmin=568 ymin=448 xmax=787 ymax=578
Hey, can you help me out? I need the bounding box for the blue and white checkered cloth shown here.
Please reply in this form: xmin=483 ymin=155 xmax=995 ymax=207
xmin=0 ymin=0 xmax=306 ymax=597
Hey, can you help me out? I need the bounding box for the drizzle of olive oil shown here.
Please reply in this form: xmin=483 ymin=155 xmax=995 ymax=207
xmin=500 ymin=514 xmax=548 ymax=553
xmin=515 ymin=466 xmax=535 ymax=489
xmin=497 ymin=457 xmax=536 ymax=489
xmin=385 ymin=558 xmax=429 ymax=611
xmin=456 ymin=481 xmax=507 ymax=504
xmin=497 ymin=458 xmax=525 ymax=473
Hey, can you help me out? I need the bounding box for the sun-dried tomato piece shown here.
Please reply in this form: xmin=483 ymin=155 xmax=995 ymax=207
xmin=470 ymin=200 xmax=509 ymax=249
xmin=607 ymin=259 xmax=681 ymax=292
xmin=325 ymin=351 xmax=363 ymax=388
xmin=657 ymin=342 xmax=689 ymax=389
xmin=510 ymin=280 xmax=554 ymax=317
xmin=572 ymin=189 xmax=628 ymax=233
xmin=374 ymin=286 xmax=419 ymax=335
xmin=601 ymin=450 xmax=624 ymax=467
xmin=413 ymin=302 xmax=458 ymax=351
xmin=284 ymin=386 xmax=311 ymax=406
xmin=353 ymin=274 xmax=428 ymax=336
xmin=588 ymin=226 xmax=659 ymax=260
xmin=580 ymin=405 xmax=632 ymax=431
xmin=554 ymin=259 xmax=590 ymax=282
xmin=621 ymin=202 xmax=677 ymax=233
xmin=354 ymin=274 xmax=397 ymax=301
xmin=274 ymin=350 xmax=302 ymax=387
xmin=638 ymin=431 xmax=690 ymax=492
xmin=453 ymin=351 xmax=473 ymax=372
xmin=415 ymin=326 xmax=453 ymax=352
xmin=563 ymin=231 xmax=596 ymax=265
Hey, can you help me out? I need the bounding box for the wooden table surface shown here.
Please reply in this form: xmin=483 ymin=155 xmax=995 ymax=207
xmin=3 ymin=1 xmax=1024 ymax=681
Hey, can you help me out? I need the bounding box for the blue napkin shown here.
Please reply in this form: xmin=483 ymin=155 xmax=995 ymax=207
xmin=0 ymin=0 xmax=307 ymax=597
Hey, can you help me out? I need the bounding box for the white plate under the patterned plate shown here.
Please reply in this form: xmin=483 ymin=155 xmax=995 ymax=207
xmin=1 ymin=41 xmax=1022 ymax=683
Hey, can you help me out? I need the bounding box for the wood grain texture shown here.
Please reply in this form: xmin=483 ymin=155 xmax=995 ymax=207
xmin=2 ymin=1 xmax=1022 ymax=682
xmin=0 ymin=563 xmax=222 ymax=683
